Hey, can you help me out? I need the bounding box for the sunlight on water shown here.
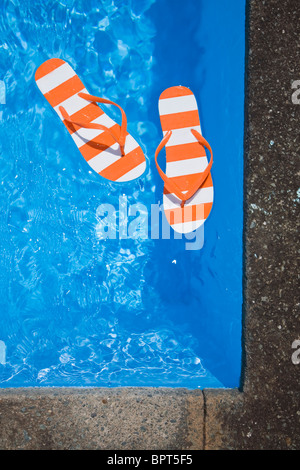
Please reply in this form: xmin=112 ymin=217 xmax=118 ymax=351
xmin=0 ymin=0 xmax=244 ymax=388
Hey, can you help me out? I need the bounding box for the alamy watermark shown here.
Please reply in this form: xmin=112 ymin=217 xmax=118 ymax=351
xmin=0 ymin=82 xmax=203 ymax=250
xmin=0 ymin=79 xmax=5 ymax=122
xmin=0 ymin=80 xmax=5 ymax=105
xmin=291 ymin=339 xmax=300 ymax=365
xmin=95 ymin=196 xmax=205 ymax=251
xmin=0 ymin=340 xmax=6 ymax=365
xmin=291 ymin=80 xmax=300 ymax=104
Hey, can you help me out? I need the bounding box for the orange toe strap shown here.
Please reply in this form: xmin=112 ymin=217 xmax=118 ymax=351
xmin=155 ymin=129 xmax=213 ymax=207
xmin=59 ymin=92 xmax=128 ymax=157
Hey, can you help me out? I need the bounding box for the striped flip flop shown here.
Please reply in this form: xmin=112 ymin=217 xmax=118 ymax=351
xmin=35 ymin=58 xmax=146 ymax=182
xmin=155 ymin=86 xmax=214 ymax=234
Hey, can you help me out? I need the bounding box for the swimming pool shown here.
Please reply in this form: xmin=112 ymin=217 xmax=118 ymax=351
xmin=0 ymin=0 xmax=245 ymax=388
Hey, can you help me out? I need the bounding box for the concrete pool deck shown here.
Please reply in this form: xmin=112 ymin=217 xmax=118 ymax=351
xmin=0 ymin=0 xmax=299 ymax=450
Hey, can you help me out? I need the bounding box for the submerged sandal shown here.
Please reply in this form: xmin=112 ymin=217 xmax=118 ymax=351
xmin=155 ymin=86 xmax=214 ymax=234
xmin=35 ymin=58 xmax=146 ymax=182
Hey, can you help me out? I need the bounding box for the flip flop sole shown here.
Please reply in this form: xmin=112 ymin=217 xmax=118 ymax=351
xmin=158 ymin=86 xmax=214 ymax=234
xmin=35 ymin=58 xmax=146 ymax=182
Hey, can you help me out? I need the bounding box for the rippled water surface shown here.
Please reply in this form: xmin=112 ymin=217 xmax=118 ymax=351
xmin=0 ymin=0 xmax=245 ymax=387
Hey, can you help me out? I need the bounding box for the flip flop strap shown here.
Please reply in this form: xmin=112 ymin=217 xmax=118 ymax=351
xmin=59 ymin=92 xmax=128 ymax=156
xmin=155 ymin=129 xmax=213 ymax=208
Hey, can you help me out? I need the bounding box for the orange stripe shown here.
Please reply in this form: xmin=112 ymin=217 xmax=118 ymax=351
xmin=163 ymin=173 xmax=213 ymax=194
xmin=44 ymin=75 xmax=84 ymax=107
xmin=70 ymin=102 xmax=104 ymax=124
xmin=79 ymin=123 xmax=121 ymax=161
xmin=160 ymin=86 xmax=193 ymax=100
xmin=158 ymin=86 xmax=213 ymax=221
xmin=160 ymin=110 xmax=200 ymax=131
xmin=99 ymin=146 xmax=145 ymax=181
xmin=35 ymin=58 xmax=65 ymax=81
xmin=164 ymin=142 xmax=207 ymax=162
xmin=64 ymin=103 xmax=105 ymax=134
xmin=165 ymin=202 xmax=213 ymax=225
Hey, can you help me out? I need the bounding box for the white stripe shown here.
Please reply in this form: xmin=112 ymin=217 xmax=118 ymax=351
xmin=54 ymin=88 xmax=143 ymax=177
xmin=88 ymin=150 xmax=121 ymax=173
xmin=116 ymin=161 xmax=146 ymax=182
xmin=164 ymin=126 xmax=202 ymax=146
xmin=166 ymin=156 xmax=208 ymax=178
xmin=36 ymin=63 xmax=76 ymax=94
xmin=72 ymin=114 xmax=116 ymax=148
xmin=171 ymin=219 xmax=204 ymax=234
xmin=87 ymin=135 xmax=140 ymax=173
xmin=159 ymin=94 xmax=198 ymax=116
xmin=54 ymin=88 xmax=88 ymax=118
xmin=163 ymin=186 xmax=214 ymax=210
xmin=36 ymin=62 xmax=146 ymax=182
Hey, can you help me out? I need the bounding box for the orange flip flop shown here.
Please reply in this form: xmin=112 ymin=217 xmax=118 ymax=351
xmin=155 ymin=86 xmax=214 ymax=234
xmin=35 ymin=58 xmax=146 ymax=182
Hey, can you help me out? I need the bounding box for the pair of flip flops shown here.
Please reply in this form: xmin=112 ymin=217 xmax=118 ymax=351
xmin=35 ymin=58 xmax=213 ymax=234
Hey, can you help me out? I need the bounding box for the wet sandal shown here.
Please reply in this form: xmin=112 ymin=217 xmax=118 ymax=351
xmin=35 ymin=58 xmax=146 ymax=182
xmin=155 ymin=86 xmax=214 ymax=234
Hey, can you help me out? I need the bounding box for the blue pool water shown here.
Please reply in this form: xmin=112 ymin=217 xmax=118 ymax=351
xmin=0 ymin=0 xmax=245 ymax=388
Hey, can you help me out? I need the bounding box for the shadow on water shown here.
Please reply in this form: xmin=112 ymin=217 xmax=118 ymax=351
xmin=144 ymin=0 xmax=221 ymax=385
xmin=145 ymin=0 xmax=245 ymax=387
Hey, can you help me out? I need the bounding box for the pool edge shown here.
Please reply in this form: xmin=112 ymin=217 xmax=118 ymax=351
xmin=0 ymin=387 xmax=204 ymax=450
xmin=204 ymin=0 xmax=300 ymax=450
